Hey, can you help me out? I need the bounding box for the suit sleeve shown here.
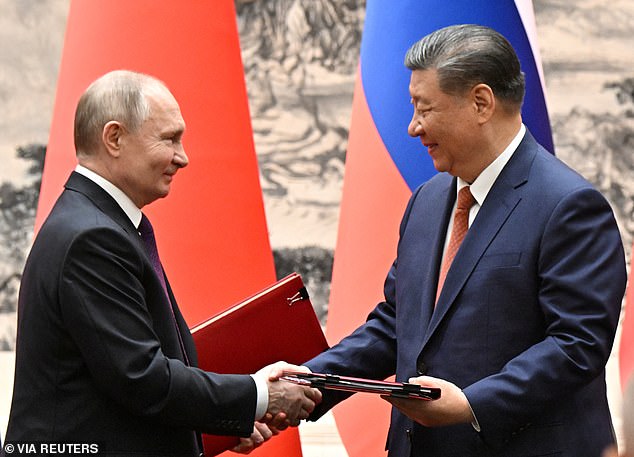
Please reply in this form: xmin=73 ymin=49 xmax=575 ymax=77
xmin=59 ymin=227 xmax=257 ymax=437
xmin=305 ymin=185 xmax=424 ymax=418
xmin=463 ymin=187 xmax=626 ymax=447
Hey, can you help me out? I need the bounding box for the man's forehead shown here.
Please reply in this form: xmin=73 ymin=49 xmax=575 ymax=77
xmin=145 ymin=88 xmax=183 ymax=116
xmin=145 ymin=83 xmax=178 ymax=105
xmin=409 ymin=69 xmax=438 ymax=97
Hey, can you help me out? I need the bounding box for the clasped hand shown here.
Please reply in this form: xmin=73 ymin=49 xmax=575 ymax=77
xmin=261 ymin=362 xmax=322 ymax=428
xmin=383 ymin=375 xmax=474 ymax=427
xmin=232 ymin=362 xmax=321 ymax=454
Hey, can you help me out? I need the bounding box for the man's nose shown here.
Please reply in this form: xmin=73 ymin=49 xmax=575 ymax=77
xmin=408 ymin=117 xmax=423 ymax=137
xmin=174 ymin=148 xmax=189 ymax=168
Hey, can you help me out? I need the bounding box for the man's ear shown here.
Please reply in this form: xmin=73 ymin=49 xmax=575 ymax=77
xmin=471 ymin=83 xmax=495 ymax=124
xmin=102 ymin=121 xmax=124 ymax=157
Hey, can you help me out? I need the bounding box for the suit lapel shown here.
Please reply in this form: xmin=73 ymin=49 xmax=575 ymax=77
xmin=397 ymin=176 xmax=455 ymax=355
xmin=65 ymin=171 xmax=140 ymax=239
xmin=422 ymin=134 xmax=537 ymax=345
xmin=65 ymin=173 xmax=159 ymax=281
xmin=417 ymin=180 xmax=455 ymax=332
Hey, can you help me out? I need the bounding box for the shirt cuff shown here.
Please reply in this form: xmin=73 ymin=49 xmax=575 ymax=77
xmin=466 ymin=396 xmax=481 ymax=432
xmin=250 ymin=374 xmax=269 ymax=420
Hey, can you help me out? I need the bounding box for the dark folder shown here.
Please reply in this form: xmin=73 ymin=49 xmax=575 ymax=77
xmin=280 ymin=371 xmax=441 ymax=400
xmin=190 ymin=273 xmax=329 ymax=456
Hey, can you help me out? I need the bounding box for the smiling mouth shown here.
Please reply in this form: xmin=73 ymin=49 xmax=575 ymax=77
xmin=423 ymin=143 xmax=438 ymax=154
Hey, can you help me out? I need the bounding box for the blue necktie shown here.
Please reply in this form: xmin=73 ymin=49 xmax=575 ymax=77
xmin=138 ymin=214 xmax=190 ymax=365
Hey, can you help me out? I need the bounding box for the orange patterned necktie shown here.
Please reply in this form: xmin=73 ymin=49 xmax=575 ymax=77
xmin=436 ymin=186 xmax=476 ymax=301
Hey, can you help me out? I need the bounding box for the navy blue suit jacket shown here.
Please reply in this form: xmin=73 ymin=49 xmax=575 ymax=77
xmin=5 ymin=173 xmax=256 ymax=456
xmin=306 ymin=131 xmax=626 ymax=457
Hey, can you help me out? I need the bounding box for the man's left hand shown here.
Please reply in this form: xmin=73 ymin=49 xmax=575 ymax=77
xmin=231 ymin=421 xmax=280 ymax=454
xmin=384 ymin=376 xmax=474 ymax=427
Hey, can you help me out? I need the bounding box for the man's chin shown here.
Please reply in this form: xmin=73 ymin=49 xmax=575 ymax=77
xmin=431 ymin=159 xmax=447 ymax=174
xmin=151 ymin=188 xmax=171 ymax=203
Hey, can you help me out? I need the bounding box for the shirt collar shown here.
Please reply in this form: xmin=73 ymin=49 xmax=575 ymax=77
xmin=457 ymin=123 xmax=526 ymax=205
xmin=75 ymin=164 xmax=143 ymax=228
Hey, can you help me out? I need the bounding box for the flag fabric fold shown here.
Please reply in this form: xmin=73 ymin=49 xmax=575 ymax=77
xmin=619 ymin=242 xmax=634 ymax=390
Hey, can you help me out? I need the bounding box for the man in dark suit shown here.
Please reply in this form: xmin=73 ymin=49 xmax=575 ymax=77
xmin=3 ymin=70 xmax=320 ymax=456
xmin=299 ymin=24 xmax=627 ymax=456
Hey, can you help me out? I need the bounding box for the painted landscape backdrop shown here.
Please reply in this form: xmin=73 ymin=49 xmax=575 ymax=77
xmin=0 ymin=2 xmax=632 ymax=444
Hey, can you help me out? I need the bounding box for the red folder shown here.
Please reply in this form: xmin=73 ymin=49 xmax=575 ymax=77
xmin=190 ymin=273 xmax=329 ymax=456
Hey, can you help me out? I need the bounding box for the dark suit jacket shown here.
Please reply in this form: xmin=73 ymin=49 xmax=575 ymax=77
xmin=306 ymin=131 xmax=626 ymax=457
xmin=5 ymin=172 xmax=256 ymax=456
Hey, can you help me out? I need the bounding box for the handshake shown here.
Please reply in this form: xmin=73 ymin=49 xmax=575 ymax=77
xmin=233 ymin=362 xmax=321 ymax=454
xmin=260 ymin=362 xmax=322 ymax=427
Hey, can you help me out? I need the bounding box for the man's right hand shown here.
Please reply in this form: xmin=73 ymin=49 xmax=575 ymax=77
xmin=257 ymin=362 xmax=322 ymax=428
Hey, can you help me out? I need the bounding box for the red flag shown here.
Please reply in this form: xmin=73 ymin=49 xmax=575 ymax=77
xmin=36 ymin=1 xmax=301 ymax=455
xmin=325 ymin=76 xmax=410 ymax=457
xmin=619 ymin=243 xmax=634 ymax=390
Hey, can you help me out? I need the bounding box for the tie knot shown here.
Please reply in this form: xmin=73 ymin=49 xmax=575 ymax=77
xmin=138 ymin=213 xmax=154 ymax=239
xmin=457 ymin=186 xmax=475 ymax=211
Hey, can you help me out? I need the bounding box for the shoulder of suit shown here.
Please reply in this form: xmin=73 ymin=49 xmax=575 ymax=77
xmin=42 ymin=189 xmax=135 ymax=245
xmin=411 ymin=172 xmax=453 ymax=196
xmin=528 ymin=147 xmax=594 ymax=194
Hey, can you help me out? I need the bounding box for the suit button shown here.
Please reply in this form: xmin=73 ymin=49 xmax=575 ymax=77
xmin=416 ymin=361 xmax=427 ymax=376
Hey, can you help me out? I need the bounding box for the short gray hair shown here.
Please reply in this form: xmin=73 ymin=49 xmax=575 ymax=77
xmin=74 ymin=70 xmax=165 ymax=155
xmin=404 ymin=24 xmax=525 ymax=109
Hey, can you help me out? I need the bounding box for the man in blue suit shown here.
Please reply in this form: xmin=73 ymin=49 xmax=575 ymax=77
xmin=302 ymin=25 xmax=627 ymax=456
